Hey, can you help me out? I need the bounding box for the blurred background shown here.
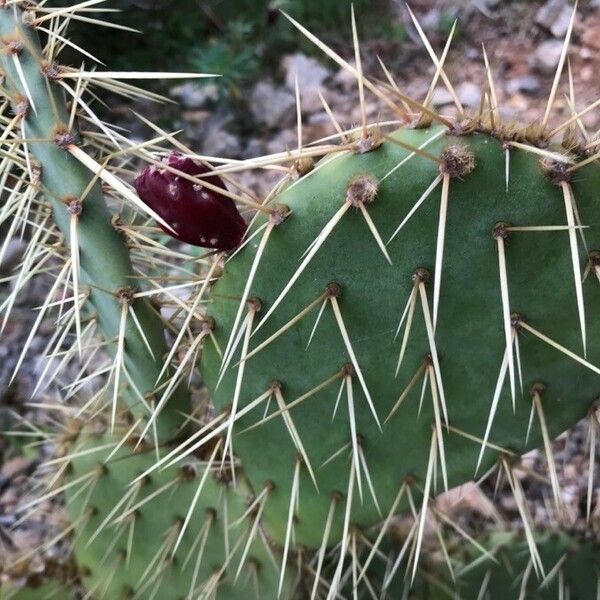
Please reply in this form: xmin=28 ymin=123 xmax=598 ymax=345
xmin=53 ymin=0 xmax=600 ymax=186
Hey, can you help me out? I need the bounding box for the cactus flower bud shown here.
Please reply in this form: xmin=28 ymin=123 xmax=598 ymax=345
xmin=134 ymin=153 xmax=246 ymax=250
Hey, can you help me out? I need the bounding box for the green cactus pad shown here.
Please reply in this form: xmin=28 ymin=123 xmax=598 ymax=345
xmin=396 ymin=530 xmax=598 ymax=599
xmin=444 ymin=531 xmax=600 ymax=600
xmin=63 ymin=424 xmax=295 ymax=599
xmin=356 ymin=527 xmax=599 ymax=599
xmin=202 ymin=125 xmax=600 ymax=548
xmin=0 ymin=5 xmax=188 ymax=440
xmin=0 ymin=582 xmax=73 ymax=600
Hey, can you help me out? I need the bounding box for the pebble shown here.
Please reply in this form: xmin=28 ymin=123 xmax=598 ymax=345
xmin=0 ymin=239 xmax=26 ymax=277
xmin=581 ymin=65 xmax=594 ymax=82
xmin=456 ymin=81 xmax=482 ymax=107
xmin=472 ymin=0 xmax=500 ymax=18
xmin=550 ymin=7 xmax=574 ymax=39
xmin=431 ymin=86 xmax=454 ymax=106
xmin=465 ymin=47 xmax=480 ymax=60
xmin=535 ymin=0 xmax=574 ymax=38
xmin=532 ymin=39 xmax=564 ymax=75
xmin=505 ymin=75 xmax=541 ymax=95
xmin=304 ymin=112 xmax=335 ymax=142
xmin=431 ymin=83 xmax=481 ymax=108
xmin=265 ymin=129 xmax=297 ymax=155
xmin=332 ymin=63 xmax=357 ymax=92
xmin=181 ymin=110 xmax=211 ymax=125
xmin=1 ymin=487 xmax=17 ymax=507
xmin=249 ymin=81 xmax=296 ymax=129
xmin=583 ymin=18 xmax=600 ymax=51
xmin=170 ymin=82 xmax=219 ymax=109
xmin=242 ymin=138 xmax=265 ymax=160
xmin=199 ymin=128 xmax=242 ymax=158
xmin=418 ymin=9 xmax=441 ymax=33
xmin=1 ymin=456 xmax=30 ymax=479
xmin=282 ymin=53 xmax=330 ymax=114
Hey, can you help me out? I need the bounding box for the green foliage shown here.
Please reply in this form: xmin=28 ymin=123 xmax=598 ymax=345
xmin=439 ymin=11 xmax=461 ymax=38
xmin=53 ymin=0 xmax=402 ymax=112
xmin=191 ymin=20 xmax=261 ymax=103
xmin=360 ymin=528 xmax=600 ymax=598
xmin=58 ymin=0 xmax=395 ymax=78
xmin=438 ymin=531 xmax=600 ymax=599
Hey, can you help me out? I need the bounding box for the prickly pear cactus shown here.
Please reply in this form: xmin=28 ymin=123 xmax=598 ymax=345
xmin=0 ymin=581 xmax=73 ymax=600
xmin=61 ymin=422 xmax=294 ymax=599
xmin=0 ymin=0 xmax=189 ymax=441
xmin=361 ymin=527 xmax=600 ymax=598
xmin=201 ymin=125 xmax=600 ymax=551
xmin=1 ymin=0 xmax=600 ymax=598
xmin=440 ymin=530 xmax=600 ymax=600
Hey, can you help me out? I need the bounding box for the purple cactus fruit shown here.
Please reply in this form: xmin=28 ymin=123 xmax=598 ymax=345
xmin=134 ymin=153 xmax=246 ymax=250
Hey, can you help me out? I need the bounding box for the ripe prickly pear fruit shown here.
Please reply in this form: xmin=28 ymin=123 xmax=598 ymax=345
xmin=134 ymin=153 xmax=246 ymax=250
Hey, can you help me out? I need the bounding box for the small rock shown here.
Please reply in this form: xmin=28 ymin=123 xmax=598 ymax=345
xmin=435 ymin=482 xmax=500 ymax=521
xmin=199 ymin=129 xmax=240 ymax=158
xmin=332 ymin=63 xmax=357 ymax=92
xmin=249 ymin=81 xmax=296 ymax=129
xmin=265 ymin=129 xmax=297 ymax=155
xmin=563 ymin=464 xmax=578 ymax=481
xmin=431 ymin=86 xmax=454 ymax=106
xmin=0 ymin=488 xmax=17 ymax=507
xmin=535 ymin=0 xmax=572 ymax=38
xmin=181 ymin=109 xmax=242 ymax=158
xmin=532 ymin=39 xmax=564 ymax=75
xmin=456 ymin=81 xmax=481 ymax=107
xmin=419 ymin=9 xmax=441 ymax=33
xmin=581 ymin=65 xmax=594 ymax=82
xmin=242 ymin=138 xmax=265 ymax=160
xmin=0 ymin=239 xmax=26 ymax=276
xmin=505 ymin=75 xmax=541 ymax=95
xmin=282 ymin=53 xmax=330 ymax=114
xmin=1 ymin=457 xmax=30 ymax=479
xmin=181 ymin=110 xmax=211 ymax=125
xmin=432 ymin=83 xmax=480 ymax=109
xmin=298 ymin=112 xmax=333 ymax=144
xmin=500 ymin=495 xmax=518 ymax=511
xmin=549 ymin=5 xmax=574 ymax=38
xmin=473 ymin=0 xmax=500 ymax=17
xmin=583 ymin=18 xmax=600 ymax=51
xmin=521 ymin=449 xmax=539 ymax=469
xmin=170 ymin=82 xmax=219 ymax=109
